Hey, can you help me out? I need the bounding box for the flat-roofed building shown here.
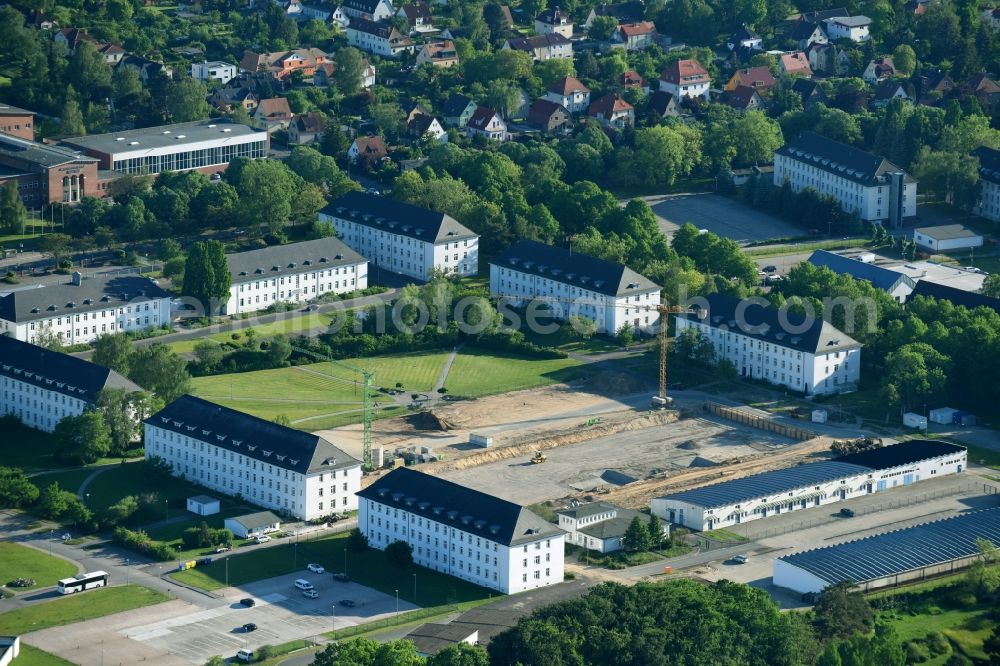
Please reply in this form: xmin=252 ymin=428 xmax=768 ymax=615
xmin=357 ymin=467 xmax=565 ymax=593
xmin=913 ymin=224 xmax=983 ymax=252
xmin=145 ymin=395 xmax=361 ymax=520
xmin=319 ymin=192 xmax=479 ymax=281
xmin=60 ymin=119 xmax=268 ymax=177
xmin=0 ymin=273 xmax=172 ymax=345
xmin=0 ymin=134 xmax=107 ymax=206
xmin=190 ymin=61 xmax=238 ymax=84
xmin=808 ymin=250 xmax=916 ymax=302
xmin=223 ymin=237 xmax=368 ymax=315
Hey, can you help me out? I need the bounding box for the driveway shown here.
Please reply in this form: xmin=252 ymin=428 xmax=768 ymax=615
xmin=641 ymin=193 xmax=804 ymax=245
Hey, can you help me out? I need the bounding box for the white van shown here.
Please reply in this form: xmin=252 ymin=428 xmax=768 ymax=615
xmin=236 ymin=648 xmax=254 ymax=662
xmin=293 ymin=579 xmax=314 ymax=591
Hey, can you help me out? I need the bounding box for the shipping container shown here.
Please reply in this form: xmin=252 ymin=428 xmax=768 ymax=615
xmin=929 ymin=407 xmax=958 ymax=424
xmin=903 ymin=412 xmax=927 ymax=430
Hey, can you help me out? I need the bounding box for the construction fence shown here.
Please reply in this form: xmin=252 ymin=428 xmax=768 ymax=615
xmin=703 ymin=402 xmax=817 ymax=441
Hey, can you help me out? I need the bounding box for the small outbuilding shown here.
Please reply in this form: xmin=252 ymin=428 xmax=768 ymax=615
xmin=407 ymin=623 xmax=479 ymax=656
xmin=225 ymin=511 xmax=281 ymax=539
xmin=556 ymin=501 xmax=667 ymax=553
xmin=913 ymin=225 xmax=984 ymax=252
xmin=186 ymin=495 xmax=221 ymax=516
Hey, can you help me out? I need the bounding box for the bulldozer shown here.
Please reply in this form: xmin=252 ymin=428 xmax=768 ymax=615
xmin=530 ymin=451 xmax=547 ymax=464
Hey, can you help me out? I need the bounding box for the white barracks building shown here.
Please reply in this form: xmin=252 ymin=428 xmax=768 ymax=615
xmin=490 ymin=240 xmax=662 ymax=334
xmin=145 ymin=395 xmax=362 ymax=521
xmin=319 ymin=192 xmax=479 ymax=281
xmin=774 ymin=131 xmax=917 ymax=226
xmin=223 ymin=237 xmax=368 ymax=315
xmin=0 ymin=273 xmax=172 ymax=345
xmin=358 ymin=468 xmax=565 ymax=594
xmin=675 ymin=294 xmax=861 ymax=396
xmin=0 ymin=335 xmax=141 ymax=432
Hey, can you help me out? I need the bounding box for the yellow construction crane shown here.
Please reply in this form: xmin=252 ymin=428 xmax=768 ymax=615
xmin=493 ymin=294 xmax=693 ymax=409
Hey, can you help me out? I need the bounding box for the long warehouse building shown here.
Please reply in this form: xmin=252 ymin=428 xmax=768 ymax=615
xmin=651 ymin=440 xmax=966 ymax=531
xmin=774 ymin=507 xmax=1000 ymax=594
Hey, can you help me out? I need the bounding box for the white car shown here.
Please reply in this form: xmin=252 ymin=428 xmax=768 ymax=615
xmin=303 ymin=589 xmax=320 ymax=599
xmin=307 ymin=563 xmax=325 ymax=574
xmin=732 ymin=554 xmax=749 ymax=564
xmin=253 ymin=535 xmax=271 ymax=544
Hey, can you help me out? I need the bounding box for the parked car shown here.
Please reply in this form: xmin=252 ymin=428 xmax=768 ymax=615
xmin=307 ymin=563 xmax=326 ymax=574
xmin=303 ymin=589 xmax=320 ymax=599
xmin=242 ymin=623 xmax=258 ymax=632
xmin=339 ymin=599 xmax=356 ymax=607
xmin=732 ymin=554 xmax=749 ymax=564
xmin=240 ymin=598 xmax=255 ymax=607
xmin=236 ymin=648 xmax=254 ymax=662
xmin=763 ymin=265 xmax=777 ymax=273
xmin=253 ymin=535 xmax=271 ymax=544
xmin=215 ymin=545 xmax=231 ymax=553
xmin=333 ymin=573 xmax=350 ymax=582
xmin=294 ymin=579 xmax=315 ymax=591
xmin=840 ymin=507 xmax=855 ymax=518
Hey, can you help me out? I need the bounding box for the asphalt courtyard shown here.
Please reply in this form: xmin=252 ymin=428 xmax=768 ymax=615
xmin=647 ymin=193 xmax=803 ymax=244
xmin=24 ymin=571 xmax=415 ymax=665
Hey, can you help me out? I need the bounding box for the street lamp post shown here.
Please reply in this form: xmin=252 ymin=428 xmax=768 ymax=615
xmin=344 ymin=550 xmax=347 ymax=577
xmin=293 ymin=539 xmax=298 ymax=570
xmin=164 ymin=500 xmax=169 ymax=520
xmin=331 ymin=604 xmax=336 ymax=635
xmin=412 ymin=573 xmax=416 ymax=604
xmin=395 ymin=589 xmax=399 ymax=618
xmin=85 ymin=493 xmax=90 ymax=507
xmin=226 ymin=556 xmax=230 ymax=587
xmin=49 ymin=530 xmax=54 ymax=555
xmin=126 ymin=558 xmax=130 ymax=587
xmin=176 ymin=544 xmax=182 ymax=569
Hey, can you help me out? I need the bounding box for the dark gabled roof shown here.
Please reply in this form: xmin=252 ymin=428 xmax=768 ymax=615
xmin=790 ymin=20 xmax=823 ymax=40
xmin=721 ymin=85 xmax=761 ymax=110
xmin=677 ymin=293 xmax=861 ymax=354
xmin=0 ymin=335 xmax=140 ymax=402
xmin=547 ymin=75 xmax=589 ymax=96
xmin=909 ymin=280 xmax=1000 ymax=314
xmin=491 ymin=240 xmax=660 ymax=298
xmin=808 ymin=250 xmax=915 ymax=293
xmin=294 ymin=111 xmax=326 ymax=133
xmin=400 ymin=1 xmax=432 ymax=20
xmin=661 ymin=440 xmax=964 ymax=509
xmin=0 ymin=275 xmax=171 ymax=323
xmin=874 ymin=79 xmax=909 ymax=101
xmin=792 ymin=78 xmax=827 ymax=102
xmin=147 ymin=395 xmax=361 ymax=475
xmin=777 ymin=507 xmax=1000 ymax=587
xmin=526 ymin=99 xmax=569 ymax=126
xmin=348 ymin=17 xmax=399 ymax=38
xmin=442 ymin=93 xmax=475 ymax=117
xmin=775 ymin=131 xmax=914 ymax=186
xmin=972 ymin=145 xmax=1000 ymax=184
xmin=649 ymin=90 xmax=678 ymax=116
xmin=342 ymin=0 xmax=386 ymax=14
xmin=322 ymin=191 xmax=478 ymax=243
xmin=406 ymin=623 xmax=479 ymax=655
xmin=588 ymin=94 xmax=633 ymax=117
xmin=226 ymin=237 xmax=366 ymax=284
xmin=505 ymin=33 xmax=571 ymax=51
xmin=358 ymin=467 xmax=564 ymax=547
xmin=731 ymin=66 xmax=777 ymax=89
xmin=915 ymin=224 xmax=981 ymax=240
xmin=800 ymin=7 xmax=848 ymax=21
xmin=536 ymin=6 xmax=570 ymax=24
xmin=0 ymin=133 xmax=96 ymax=169
xmin=730 ymin=23 xmax=760 ymax=42
xmin=467 ymin=106 xmax=503 ymax=130
xmin=594 ymin=1 xmax=644 ymax=22
xmin=229 ymin=511 xmax=282 ymax=530
xmin=578 ymin=512 xmax=644 ymax=540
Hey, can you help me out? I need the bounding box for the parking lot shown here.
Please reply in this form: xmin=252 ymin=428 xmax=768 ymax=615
xmin=24 ymin=571 xmax=415 ymax=665
xmin=645 ymin=193 xmax=803 ymax=244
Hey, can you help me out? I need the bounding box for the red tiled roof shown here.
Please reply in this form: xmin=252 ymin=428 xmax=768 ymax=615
xmin=780 ymin=51 xmax=812 ymax=75
xmin=588 ymin=94 xmax=633 ymax=117
xmin=618 ymin=21 xmax=656 ymax=37
xmin=547 ymin=75 xmax=590 ymax=96
xmin=353 ymin=136 xmax=387 ymax=154
xmin=660 ymin=59 xmax=710 ymax=85
xmin=731 ymin=66 xmax=776 ymax=89
xmin=620 ymin=70 xmax=648 ymax=88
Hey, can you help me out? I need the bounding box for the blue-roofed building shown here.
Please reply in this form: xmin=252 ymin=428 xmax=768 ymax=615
xmin=807 ymin=250 xmax=916 ymax=303
xmin=651 ymin=440 xmax=966 ymax=531
xmin=774 ymin=507 xmax=1000 ymax=594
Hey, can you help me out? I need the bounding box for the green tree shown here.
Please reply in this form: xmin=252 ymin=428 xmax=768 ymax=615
xmin=95 ymin=388 xmax=141 ymax=456
xmin=624 ymin=125 xmax=702 ymax=188
xmin=984 ymin=625 xmax=1000 ymax=661
xmin=204 ymin=656 xmax=225 ymax=666
xmin=486 ymin=79 xmax=521 ymax=120
xmin=881 ymin=342 xmax=951 ymax=411
xmin=333 ymin=46 xmax=367 ymax=95
xmin=0 ymin=180 xmax=26 ymax=233
xmin=68 ymin=42 xmax=112 ymax=101
xmin=734 ymin=0 xmax=766 ymax=27
xmin=911 ymin=148 xmax=980 ymax=208
xmin=182 ymin=240 xmax=232 ymax=315
xmin=347 ymin=527 xmax=369 ymax=552
xmin=617 ymin=323 xmax=635 ymax=348
xmin=272 ymin=414 xmax=292 ymax=427
xmin=965 ymin=537 xmax=1000 ymax=598
xmin=38 ymin=233 xmax=73 ymax=266
xmin=624 ymin=515 xmax=652 ymax=552
xmin=647 ymin=513 xmax=664 ymax=547
xmin=93 ymin=333 xmax=134 ymax=375
xmin=104 ymin=495 xmax=139 ymax=527
xmin=38 ymin=482 xmax=70 ymax=519
xmin=54 ymin=411 xmax=112 ymax=465
xmin=0 ymin=466 xmax=40 ymax=508
xmin=233 ymin=160 xmax=296 ymax=234
xmin=167 ymin=77 xmax=210 ymax=122
xmin=982 ymin=273 xmax=1000 ymax=298
xmin=812 ymin=581 xmax=874 ymax=641
xmin=892 ymin=44 xmax=917 ymax=77
xmin=158 ymin=238 xmax=182 ymax=261
xmin=588 ymin=15 xmax=619 ymax=40
xmin=427 ymin=643 xmax=489 ymax=666
xmin=193 ymin=340 xmax=226 ymax=370
xmin=312 ymin=639 xmax=422 ymax=666
xmin=371 ymin=102 xmax=405 ymax=142
xmin=130 ymin=343 xmax=191 ymax=402
xmin=731 ymin=111 xmax=784 ymax=166
xmin=386 ymin=539 xmax=414 ymax=566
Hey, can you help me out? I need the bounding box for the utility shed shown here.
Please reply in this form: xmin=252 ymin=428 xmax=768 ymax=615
xmin=773 ymin=507 xmax=1000 ymax=594
xmin=186 ymin=495 xmax=220 ymax=516
xmin=913 ymin=225 xmax=984 ymax=251
xmin=225 ymin=511 xmax=281 ymax=539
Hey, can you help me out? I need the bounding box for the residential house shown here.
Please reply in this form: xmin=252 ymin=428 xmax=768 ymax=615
xmin=648 ymin=90 xmax=679 ymax=118
xmin=288 ymin=111 xmax=327 ymax=144
xmin=964 ymin=74 xmax=1000 ymax=111
xmin=490 ymin=239 xmax=662 ymax=334
xmin=526 ymin=99 xmax=571 ymax=134
xmin=973 ymin=145 xmax=1000 ymax=223
xmin=398 ymin=1 xmax=434 ymax=33
xmin=252 ymin=97 xmax=293 ymax=131
xmin=408 ymin=114 xmax=448 ymax=143
xmin=54 ymin=28 xmax=126 ymax=64
xmin=313 ymin=60 xmax=376 ymax=88
xmin=347 ymin=18 xmax=415 ymax=57
xmin=535 ymin=6 xmax=573 ymax=38
xmin=863 ymin=57 xmax=895 ymax=84
xmin=906 ymin=0 xmax=931 ymax=15
xmin=325 ymin=5 xmax=351 ymax=27
xmin=466 ymin=107 xmax=507 ymax=142
xmin=442 ymin=94 xmax=477 ymax=127
xmin=674 ymin=293 xmax=861 ymax=395
xmin=416 ymin=40 xmax=459 ymax=67
xmin=543 ymin=76 xmax=591 ymax=113
xmin=357 ymin=467 xmax=564 ymax=593
xmin=659 ymin=59 xmax=711 ymax=100
xmin=319 ymin=191 xmax=479 ymax=279
xmin=147 ymin=396 xmax=362 ymax=521
xmin=806 ymin=42 xmax=849 ymax=75
xmin=792 ymin=78 xmax=828 ymax=109
xmin=190 ymin=61 xmax=238 ymax=85
xmin=808 ymin=250 xmax=916 ymax=303
xmin=982 ymin=7 xmax=1000 ymax=29
xmin=588 ymin=94 xmax=634 ymax=129
xmin=117 ymin=55 xmax=172 ymax=85
xmin=725 ymin=66 xmax=777 ymax=93
xmin=790 ymin=20 xmax=828 ymax=50
xmin=873 ymin=80 xmax=910 ymax=107
xmin=721 ymin=85 xmax=765 ymax=113
xmin=276 ymin=0 xmax=304 ymax=17
xmin=619 ymin=70 xmax=649 ymax=94
xmin=915 ymin=70 xmax=955 ymax=106
xmin=557 ymin=502 xmax=666 ymax=554
xmin=824 ymin=15 xmax=871 ymax=41
xmin=239 ymin=48 xmax=330 ymax=80
xmin=347 ymin=135 xmax=388 ymax=167
xmin=341 ymin=0 xmax=394 ymax=21
xmin=299 ymin=3 xmax=336 ymax=21
xmin=614 ymin=21 xmax=657 ymax=51
xmin=727 ymin=24 xmax=762 ymax=51
xmin=210 ymin=87 xmax=260 ymax=113
xmin=773 ymin=131 xmax=917 ymax=225
xmin=779 ymin=51 xmax=813 ymax=78
xmin=503 ymin=34 xmax=572 ymax=60
xmin=583 ymin=1 xmax=644 ymax=28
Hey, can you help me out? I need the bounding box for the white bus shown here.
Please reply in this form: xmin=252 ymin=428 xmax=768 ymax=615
xmin=57 ymin=571 xmax=109 ymax=594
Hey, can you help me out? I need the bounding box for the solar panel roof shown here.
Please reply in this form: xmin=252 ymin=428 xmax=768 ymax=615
xmin=661 ymin=461 xmax=871 ymax=509
xmin=778 ymin=507 xmax=1000 ymax=586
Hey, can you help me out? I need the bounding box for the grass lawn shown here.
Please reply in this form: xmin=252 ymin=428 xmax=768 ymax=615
xmin=0 ymin=543 xmax=77 ymax=592
xmin=169 ymin=312 xmax=336 ymax=354
xmin=0 ymin=420 xmax=66 ymax=472
xmin=29 ymin=468 xmax=96 ymax=496
xmin=445 ymin=349 xmax=585 ymax=398
xmin=743 ymin=238 xmax=867 ymax=257
xmin=14 ymin=645 xmax=77 ymax=666
xmin=83 ymin=461 xmax=201 ymax=514
xmin=0 ymin=586 xmax=170 ymax=635
xmin=170 ymin=531 xmax=493 ymax=609
xmin=145 ymin=506 xmax=254 ymax=562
